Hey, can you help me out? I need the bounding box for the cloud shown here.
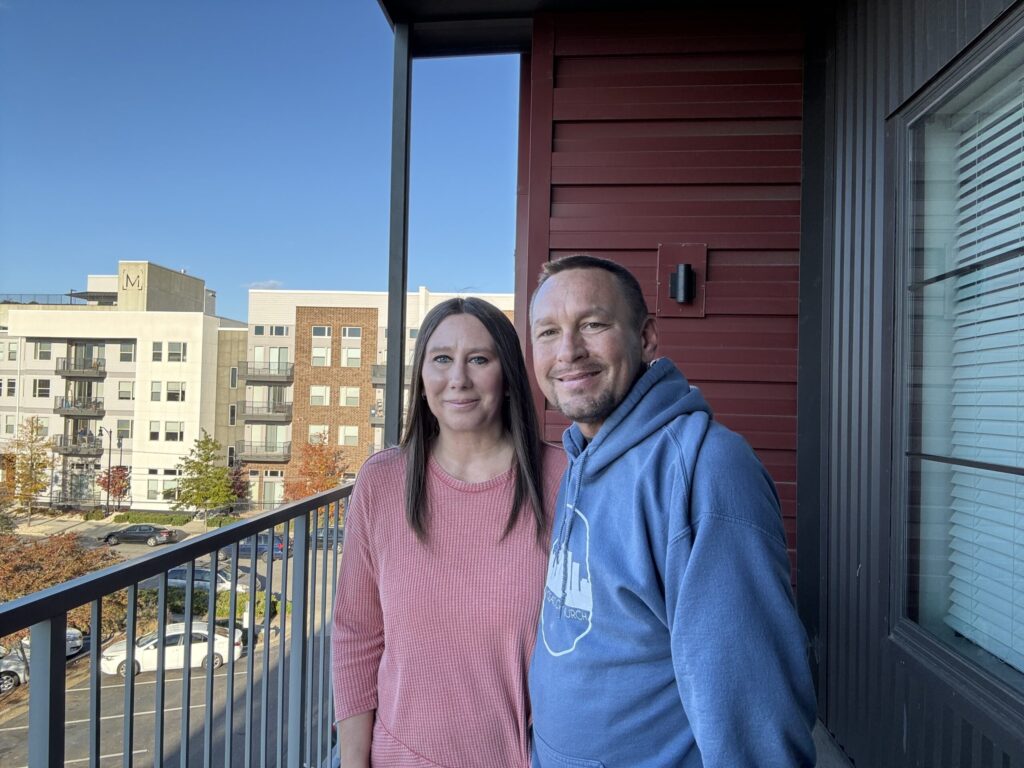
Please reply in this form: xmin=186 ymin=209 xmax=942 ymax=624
xmin=245 ymin=280 xmax=284 ymax=290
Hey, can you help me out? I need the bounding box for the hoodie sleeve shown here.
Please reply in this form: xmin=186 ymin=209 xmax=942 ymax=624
xmin=330 ymin=472 xmax=384 ymax=722
xmin=665 ymin=427 xmax=816 ymax=768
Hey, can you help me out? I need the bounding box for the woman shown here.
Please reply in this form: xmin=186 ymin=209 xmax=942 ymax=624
xmin=330 ymin=297 xmax=564 ymax=767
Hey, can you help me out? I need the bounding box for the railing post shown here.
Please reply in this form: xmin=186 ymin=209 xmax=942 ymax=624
xmin=287 ymin=514 xmax=310 ymax=768
xmin=28 ymin=615 xmax=67 ymax=768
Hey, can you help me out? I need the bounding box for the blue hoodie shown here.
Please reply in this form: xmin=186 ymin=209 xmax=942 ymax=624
xmin=529 ymin=359 xmax=816 ymax=768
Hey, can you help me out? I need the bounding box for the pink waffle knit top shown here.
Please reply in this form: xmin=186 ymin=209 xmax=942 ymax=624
xmin=331 ymin=444 xmax=565 ymax=768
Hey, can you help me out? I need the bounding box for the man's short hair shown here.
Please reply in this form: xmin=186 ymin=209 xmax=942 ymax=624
xmin=532 ymin=254 xmax=649 ymax=330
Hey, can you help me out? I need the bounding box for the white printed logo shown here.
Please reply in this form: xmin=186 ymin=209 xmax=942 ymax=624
xmin=540 ymin=506 xmax=593 ymax=656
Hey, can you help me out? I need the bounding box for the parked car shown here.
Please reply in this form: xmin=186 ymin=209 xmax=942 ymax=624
xmin=19 ymin=628 xmax=85 ymax=659
xmin=164 ymin=565 xmax=254 ymax=593
xmin=99 ymin=623 xmax=243 ymax=677
xmin=99 ymin=524 xmax=180 ymax=546
xmin=226 ymin=533 xmax=291 ymax=561
xmin=310 ymin=525 xmax=345 ymax=549
xmin=0 ymin=647 xmax=28 ymax=694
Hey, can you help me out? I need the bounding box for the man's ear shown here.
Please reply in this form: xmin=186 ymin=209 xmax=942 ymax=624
xmin=640 ymin=317 xmax=658 ymax=364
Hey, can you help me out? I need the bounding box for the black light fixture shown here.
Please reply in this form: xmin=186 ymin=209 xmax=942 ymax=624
xmin=669 ymin=264 xmax=695 ymax=304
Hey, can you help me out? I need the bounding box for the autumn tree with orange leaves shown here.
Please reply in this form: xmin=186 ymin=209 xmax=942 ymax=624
xmin=284 ymin=432 xmax=347 ymax=502
xmin=0 ymin=533 xmax=126 ymax=647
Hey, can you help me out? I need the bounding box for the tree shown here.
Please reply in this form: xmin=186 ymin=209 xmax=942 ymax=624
xmin=229 ymin=463 xmax=250 ymax=507
xmin=97 ymin=465 xmax=131 ymax=512
xmin=284 ymin=432 xmax=347 ymax=502
xmin=11 ymin=416 xmax=54 ymax=522
xmin=0 ymin=532 xmax=126 ymax=647
xmin=173 ymin=430 xmax=236 ymax=515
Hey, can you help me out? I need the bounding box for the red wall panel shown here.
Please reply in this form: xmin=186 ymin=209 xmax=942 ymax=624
xmin=517 ymin=10 xmax=803 ymax=579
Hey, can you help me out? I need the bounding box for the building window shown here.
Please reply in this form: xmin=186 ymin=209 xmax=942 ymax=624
xmin=8 ymin=342 xmax=17 ymax=361
xmin=167 ymin=342 xmax=187 ymax=362
xmin=229 ymin=366 xmax=238 ymax=389
xmin=898 ymin=28 xmax=1024 ymax=684
xmin=269 ymin=325 xmax=288 ymax=336
xmin=310 ymin=385 xmax=330 ymax=406
xmin=165 ymin=421 xmax=184 ymax=442
xmin=341 ymin=347 xmax=361 ymax=368
xmin=312 ymin=325 xmax=332 ymax=337
xmin=228 ymin=404 xmax=236 ymax=426
xmin=166 ymin=382 xmax=186 ymax=402
xmin=6 ymin=379 xmax=15 ymax=397
xmin=32 ymin=379 xmax=50 ymax=398
xmin=162 ymin=471 xmax=180 ymax=501
xmin=120 ymin=342 xmax=135 ymax=363
xmin=36 ymin=417 xmax=49 ymax=438
xmin=341 ymin=386 xmax=360 ymax=407
xmin=253 ymin=325 xmax=265 ymax=336
xmin=149 ymin=421 xmax=160 ymax=441
xmin=4 ymin=415 xmax=14 ymax=434
xmin=342 ymin=326 xmax=361 ymax=339
xmin=409 ymin=328 xmax=418 ymax=339
xmin=311 ymin=346 xmax=331 ymax=367
xmin=227 ymin=446 xmax=235 ymax=467
xmin=152 ymin=342 xmax=163 ymax=362
xmin=308 ymin=424 xmax=329 ymax=444
xmin=151 ymin=381 xmax=161 ymax=402
xmin=147 ymin=479 xmax=159 ymax=500
xmin=116 ymin=419 xmax=133 ymax=440
xmin=339 ymin=425 xmax=359 ymax=446
xmin=118 ymin=380 xmax=134 ymax=401
xmin=34 ymin=342 xmax=52 ymax=361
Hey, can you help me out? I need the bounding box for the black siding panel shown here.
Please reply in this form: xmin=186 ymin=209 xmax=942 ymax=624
xmin=808 ymin=0 xmax=1024 ymax=765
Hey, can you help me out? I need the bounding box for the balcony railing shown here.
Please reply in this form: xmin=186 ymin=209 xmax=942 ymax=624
xmin=236 ymin=441 xmax=292 ymax=463
xmin=239 ymin=401 xmax=293 ymax=423
xmin=53 ymin=435 xmax=104 ymax=457
xmin=0 ymin=485 xmax=351 ymax=768
xmin=238 ymin=362 xmax=294 ymax=383
xmin=369 ymin=407 xmax=384 ymax=426
xmin=55 ymin=358 xmax=107 ymax=378
xmin=50 ymin=491 xmax=104 ymax=509
xmin=53 ymin=396 xmax=105 ymax=418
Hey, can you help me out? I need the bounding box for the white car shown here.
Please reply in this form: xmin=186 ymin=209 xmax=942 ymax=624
xmin=99 ymin=623 xmax=243 ymax=677
xmin=158 ymin=566 xmax=252 ymax=593
xmin=0 ymin=648 xmax=28 ymax=694
xmin=19 ymin=628 xmax=85 ymax=659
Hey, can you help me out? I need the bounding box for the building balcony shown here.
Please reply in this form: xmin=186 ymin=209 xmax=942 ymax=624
xmin=52 ymin=435 xmax=104 ymax=457
xmin=54 ymin=396 xmax=105 ymax=418
xmin=369 ymin=407 xmax=384 ymax=426
xmin=370 ymin=364 xmax=387 ymax=384
xmin=50 ymin=491 xmax=103 ymax=509
xmin=236 ymin=440 xmax=292 ymax=463
xmin=240 ymin=401 xmax=293 ymax=423
xmin=0 ymin=485 xmax=349 ymax=768
xmin=238 ymin=361 xmax=294 ymax=383
xmin=55 ymin=357 xmax=107 ymax=378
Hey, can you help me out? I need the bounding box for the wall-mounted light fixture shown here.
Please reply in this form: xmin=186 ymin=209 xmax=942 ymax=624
xmin=669 ymin=264 xmax=696 ymax=304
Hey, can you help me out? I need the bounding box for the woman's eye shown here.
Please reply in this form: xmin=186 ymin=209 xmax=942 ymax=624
xmin=432 ymin=354 xmax=452 ymax=364
xmin=469 ymin=355 xmax=489 ymax=365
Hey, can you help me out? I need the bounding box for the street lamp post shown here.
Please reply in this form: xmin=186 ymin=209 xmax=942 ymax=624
xmin=116 ymin=437 xmax=124 ymax=511
xmin=98 ymin=426 xmax=113 ymax=517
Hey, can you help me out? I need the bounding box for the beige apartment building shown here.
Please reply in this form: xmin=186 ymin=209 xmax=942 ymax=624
xmin=242 ymin=288 xmax=514 ymax=509
xmin=0 ymin=261 xmax=245 ymax=513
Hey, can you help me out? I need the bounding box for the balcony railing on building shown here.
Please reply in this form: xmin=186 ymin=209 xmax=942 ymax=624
xmin=55 ymin=357 xmax=107 ymax=378
xmin=369 ymin=407 xmax=384 ymax=427
xmin=54 ymin=396 xmax=105 ymax=418
xmin=50 ymin=490 xmax=104 ymax=509
xmin=239 ymin=401 xmax=293 ymax=423
xmin=0 ymin=485 xmax=350 ymax=768
xmin=53 ymin=434 xmax=105 ymax=457
xmin=236 ymin=440 xmax=292 ymax=463
xmin=238 ymin=362 xmax=294 ymax=383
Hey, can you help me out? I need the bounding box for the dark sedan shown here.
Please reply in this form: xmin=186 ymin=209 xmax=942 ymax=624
xmin=99 ymin=524 xmax=179 ymax=547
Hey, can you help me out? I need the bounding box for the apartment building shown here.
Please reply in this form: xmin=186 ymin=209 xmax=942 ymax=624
xmin=243 ymin=287 xmax=514 ymax=509
xmin=0 ymin=261 xmax=245 ymax=512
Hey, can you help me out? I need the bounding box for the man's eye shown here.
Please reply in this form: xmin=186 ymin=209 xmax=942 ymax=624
xmin=583 ymin=322 xmax=607 ymax=331
xmin=536 ymin=328 xmax=557 ymax=339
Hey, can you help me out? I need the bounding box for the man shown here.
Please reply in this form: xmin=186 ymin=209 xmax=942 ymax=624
xmin=528 ymin=254 xmax=816 ymax=767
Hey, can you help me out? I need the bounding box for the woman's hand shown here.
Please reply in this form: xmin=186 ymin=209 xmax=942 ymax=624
xmin=338 ymin=711 xmax=374 ymax=768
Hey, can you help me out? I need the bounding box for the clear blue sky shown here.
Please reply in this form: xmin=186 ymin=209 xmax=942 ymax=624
xmin=0 ymin=0 xmax=520 ymax=321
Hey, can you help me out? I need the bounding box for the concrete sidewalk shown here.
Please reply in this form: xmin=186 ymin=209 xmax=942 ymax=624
xmin=12 ymin=512 xmax=210 ymax=545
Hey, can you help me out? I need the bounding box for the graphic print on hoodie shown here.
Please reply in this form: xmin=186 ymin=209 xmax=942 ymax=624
xmin=540 ymin=502 xmax=593 ymax=656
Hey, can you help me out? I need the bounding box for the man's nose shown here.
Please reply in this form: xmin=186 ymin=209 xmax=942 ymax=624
xmin=556 ymin=330 xmax=585 ymax=363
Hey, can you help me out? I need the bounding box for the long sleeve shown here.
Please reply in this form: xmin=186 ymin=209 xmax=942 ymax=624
xmin=666 ymin=427 xmax=816 ymax=768
xmin=331 ymin=475 xmax=384 ymax=722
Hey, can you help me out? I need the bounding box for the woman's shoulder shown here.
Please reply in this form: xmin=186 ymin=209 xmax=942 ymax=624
xmin=357 ymin=446 xmax=406 ymax=481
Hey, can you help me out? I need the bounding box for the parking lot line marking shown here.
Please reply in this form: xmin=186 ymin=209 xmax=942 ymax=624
xmin=66 ymin=668 xmax=250 ymax=693
xmin=15 ymin=748 xmax=147 ymax=767
xmin=0 ymin=704 xmax=205 ymax=732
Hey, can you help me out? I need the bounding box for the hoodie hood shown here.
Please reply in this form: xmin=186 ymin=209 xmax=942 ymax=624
xmin=562 ymin=357 xmax=712 ymax=475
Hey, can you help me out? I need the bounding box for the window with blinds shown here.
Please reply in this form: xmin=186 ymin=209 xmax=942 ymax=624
xmin=904 ymin=36 xmax=1024 ymax=684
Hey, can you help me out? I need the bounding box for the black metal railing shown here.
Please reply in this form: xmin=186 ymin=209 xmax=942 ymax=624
xmin=53 ymin=435 xmax=105 ymax=456
xmin=238 ymin=362 xmax=294 ymax=381
xmin=55 ymin=357 xmax=107 ymax=377
xmin=53 ymin=396 xmax=105 ymax=416
xmin=0 ymin=485 xmax=351 ymax=768
xmin=236 ymin=441 xmax=292 ymax=463
xmin=239 ymin=401 xmax=293 ymax=421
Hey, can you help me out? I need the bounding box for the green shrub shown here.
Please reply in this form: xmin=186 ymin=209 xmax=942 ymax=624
xmin=215 ymin=590 xmax=282 ymax=622
xmin=113 ymin=512 xmax=192 ymax=526
xmin=81 ymin=509 xmax=107 ymax=521
xmin=206 ymin=515 xmax=239 ymax=529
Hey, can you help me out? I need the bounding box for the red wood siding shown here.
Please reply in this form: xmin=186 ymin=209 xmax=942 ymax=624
xmin=515 ymin=11 xmax=803 ymax=577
